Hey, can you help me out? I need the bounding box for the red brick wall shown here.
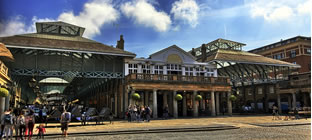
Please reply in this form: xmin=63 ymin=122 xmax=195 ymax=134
xmin=283 ymin=55 xmax=310 ymax=73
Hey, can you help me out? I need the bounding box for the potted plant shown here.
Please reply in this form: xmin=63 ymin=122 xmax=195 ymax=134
xmin=0 ymin=88 xmax=9 ymax=97
xmin=131 ymin=93 xmax=141 ymax=101
xmin=175 ymin=94 xmax=183 ymax=101
xmin=195 ymin=95 xmax=202 ymax=101
xmin=229 ymin=95 xmax=237 ymax=102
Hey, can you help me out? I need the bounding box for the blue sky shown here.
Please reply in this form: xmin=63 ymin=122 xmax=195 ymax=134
xmin=0 ymin=0 xmax=311 ymax=58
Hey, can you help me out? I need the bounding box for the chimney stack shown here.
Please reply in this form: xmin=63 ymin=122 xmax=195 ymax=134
xmin=116 ymin=35 xmax=124 ymax=50
xmin=201 ymin=44 xmax=206 ymax=62
xmin=191 ymin=48 xmax=195 ymax=56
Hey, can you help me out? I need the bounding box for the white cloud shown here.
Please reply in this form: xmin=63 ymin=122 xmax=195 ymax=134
xmin=246 ymin=0 xmax=310 ymax=22
xmin=120 ymin=0 xmax=171 ymax=32
xmin=171 ymin=0 xmax=199 ymax=28
xmin=0 ymin=17 xmax=30 ymax=37
xmin=297 ymin=0 xmax=312 ymax=14
xmin=58 ymin=0 xmax=119 ymax=38
xmin=0 ymin=0 xmax=119 ymax=38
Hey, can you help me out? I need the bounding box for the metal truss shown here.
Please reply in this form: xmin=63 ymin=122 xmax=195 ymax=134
xmin=10 ymin=68 xmax=123 ymax=79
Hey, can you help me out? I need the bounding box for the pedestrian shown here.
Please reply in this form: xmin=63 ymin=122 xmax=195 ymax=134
xmin=145 ymin=106 xmax=151 ymax=122
xmin=163 ymin=105 xmax=169 ymax=119
xmin=42 ymin=106 xmax=48 ymax=127
xmin=35 ymin=124 xmax=46 ymax=139
xmin=294 ymin=108 xmax=299 ymax=120
xmin=26 ymin=110 xmax=35 ymax=140
xmin=17 ymin=113 xmax=26 ymax=140
xmin=60 ymin=110 xmax=71 ymax=137
xmin=126 ymin=106 xmax=131 ymax=122
xmin=81 ymin=111 xmax=86 ymax=126
xmin=12 ymin=110 xmax=19 ymax=140
xmin=1 ymin=109 xmax=14 ymax=140
xmin=140 ymin=106 xmax=145 ymax=121
xmin=272 ymin=105 xmax=278 ymax=120
xmin=109 ymin=112 xmax=113 ymax=124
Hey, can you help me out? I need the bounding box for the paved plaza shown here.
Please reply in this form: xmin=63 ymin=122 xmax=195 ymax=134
xmin=38 ymin=115 xmax=311 ymax=139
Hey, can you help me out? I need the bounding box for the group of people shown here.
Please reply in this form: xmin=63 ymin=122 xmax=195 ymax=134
xmin=0 ymin=108 xmax=44 ymax=140
xmin=126 ymin=105 xmax=152 ymax=122
xmin=272 ymin=104 xmax=306 ymax=120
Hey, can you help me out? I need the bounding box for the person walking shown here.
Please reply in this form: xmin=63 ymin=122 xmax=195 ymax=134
xmin=60 ymin=110 xmax=71 ymax=137
xmin=163 ymin=105 xmax=169 ymax=120
xmin=35 ymin=124 xmax=46 ymax=139
xmin=17 ymin=113 xmax=26 ymax=140
xmin=145 ymin=106 xmax=151 ymax=122
xmin=41 ymin=107 xmax=48 ymax=127
xmin=26 ymin=110 xmax=35 ymax=140
xmin=1 ymin=109 xmax=14 ymax=140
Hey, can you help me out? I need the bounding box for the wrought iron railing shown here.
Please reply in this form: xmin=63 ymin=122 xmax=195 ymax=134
xmin=126 ymin=73 xmax=230 ymax=85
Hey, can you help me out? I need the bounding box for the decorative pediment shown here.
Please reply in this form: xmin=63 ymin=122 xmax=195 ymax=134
xmin=149 ymin=45 xmax=197 ymax=64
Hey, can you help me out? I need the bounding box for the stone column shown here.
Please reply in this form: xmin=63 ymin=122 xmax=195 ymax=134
xmin=125 ymin=90 xmax=129 ymax=111
xmin=211 ymin=91 xmax=216 ymax=116
xmin=163 ymin=92 xmax=168 ymax=107
xmin=292 ymin=93 xmax=297 ymax=109
xmin=277 ymin=94 xmax=281 ymax=114
xmin=227 ymin=92 xmax=232 ymax=116
xmin=216 ymin=92 xmax=220 ymax=115
xmin=125 ymin=63 xmax=129 ymax=76
xmin=0 ymin=97 xmax=5 ymax=115
xmin=202 ymin=93 xmax=206 ymax=111
xmin=168 ymin=92 xmax=173 ymax=116
xmin=145 ymin=91 xmax=149 ymax=106
xmin=130 ymin=90 xmax=135 ymax=106
xmin=153 ymin=89 xmax=158 ymax=118
xmin=288 ymin=95 xmax=292 ymax=108
xmin=173 ymin=90 xmax=178 ymax=118
xmin=193 ymin=91 xmax=198 ymax=117
xmin=303 ymin=93 xmax=307 ymax=107
xmin=183 ymin=93 xmax=187 ymax=117
xmin=182 ymin=66 xmax=186 ymax=76
xmin=5 ymin=94 xmax=10 ymax=111
xmin=199 ymin=93 xmax=203 ymax=110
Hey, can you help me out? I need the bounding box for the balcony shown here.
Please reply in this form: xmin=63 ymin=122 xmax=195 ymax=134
xmin=125 ymin=73 xmax=230 ymax=85
xmin=278 ymin=78 xmax=311 ymax=89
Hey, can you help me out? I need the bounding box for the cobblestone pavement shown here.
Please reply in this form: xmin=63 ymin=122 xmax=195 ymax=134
xmin=42 ymin=115 xmax=311 ymax=135
xmin=45 ymin=125 xmax=311 ymax=140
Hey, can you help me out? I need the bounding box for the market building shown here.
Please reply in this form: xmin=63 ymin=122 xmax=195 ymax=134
xmin=190 ymin=39 xmax=300 ymax=114
xmin=0 ymin=43 xmax=14 ymax=115
xmin=248 ymin=36 xmax=311 ymax=113
xmin=0 ymin=21 xmax=307 ymax=118
xmin=124 ymin=45 xmax=231 ymax=118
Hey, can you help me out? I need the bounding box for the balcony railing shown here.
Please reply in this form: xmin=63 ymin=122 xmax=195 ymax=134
xmin=278 ymin=78 xmax=311 ymax=89
xmin=290 ymin=79 xmax=311 ymax=87
xmin=126 ymin=73 xmax=230 ymax=85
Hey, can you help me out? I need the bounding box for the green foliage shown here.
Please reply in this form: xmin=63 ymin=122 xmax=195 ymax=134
xmin=229 ymin=95 xmax=237 ymax=101
xmin=175 ymin=94 xmax=183 ymax=101
xmin=131 ymin=93 xmax=141 ymax=100
xmin=0 ymin=88 xmax=9 ymax=97
xmin=195 ymin=95 xmax=202 ymax=101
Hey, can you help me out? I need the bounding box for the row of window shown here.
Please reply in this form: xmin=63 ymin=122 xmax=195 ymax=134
xmin=128 ymin=63 xmax=215 ymax=75
xmin=271 ymin=48 xmax=310 ymax=60
xmin=244 ymin=86 xmax=275 ymax=95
